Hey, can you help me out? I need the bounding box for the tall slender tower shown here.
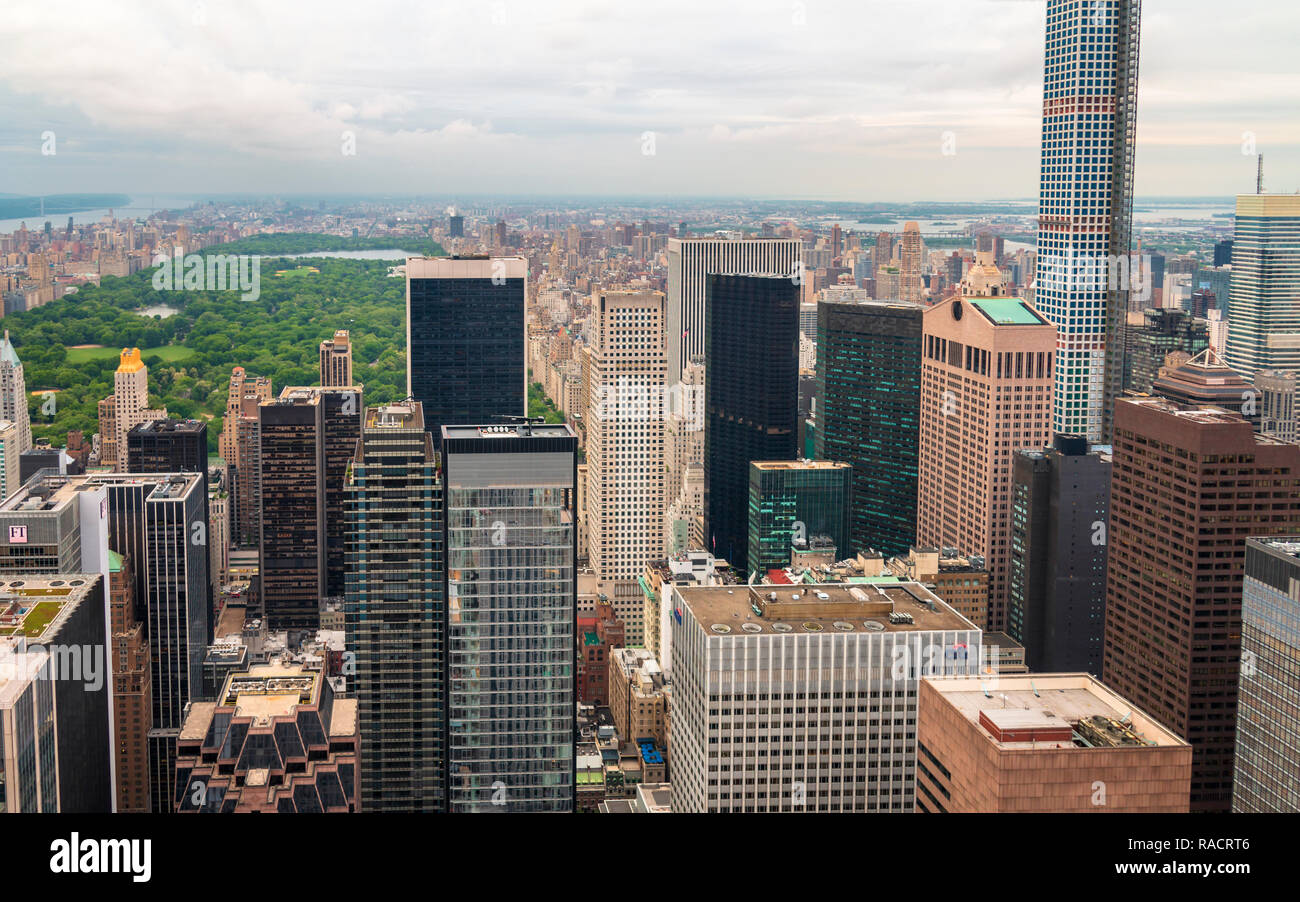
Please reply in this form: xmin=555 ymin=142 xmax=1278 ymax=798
xmin=586 ymin=290 xmax=667 ymax=645
xmin=899 ymin=222 xmax=924 ymax=304
xmin=345 ymin=401 xmax=445 ymax=812
xmin=704 ymin=274 xmax=800 ymax=573
xmin=0 ymin=331 xmax=32 ymax=458
xmin=1034 ymin=0 xmax=1142 ymax=442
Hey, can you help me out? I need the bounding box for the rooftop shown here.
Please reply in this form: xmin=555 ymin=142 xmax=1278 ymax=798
xmin=0 ymin=575 xmax=99 ymax=641
xmin=751 ymin=459 xmax=851 ymax=472
xmin=924 ymin=673 xmax=1188 ymax=750
xmin=442 ymin=422 xmax=577 ymax=441
xmin=674 ymin=581 xmax=976 ymax=636
xmin=968 ymin=297 xmax=1050 ymax=327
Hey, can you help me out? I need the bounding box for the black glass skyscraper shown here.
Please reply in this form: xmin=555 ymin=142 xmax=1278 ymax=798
xmin=815 ymin=299 xmax=923 ymax=557
xmin=704 ymin=273 xmax=799 ymax=573
xmin=1008 ymin=434 xmax=1110 ymax=675
xmin=406 ymin=256 xmax=526 ymax=443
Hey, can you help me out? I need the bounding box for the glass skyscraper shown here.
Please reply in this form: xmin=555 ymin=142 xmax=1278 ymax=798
xmin=442 ymin=423 xmax=577 ymax=812
xmin=704 ymin=274 xmax=800 ymax=574
xmin=1034 ymin=0 xmax=1142 ymax=442
xmin=1224 ymin=195 xmax=1300 ymax=379
xmin=815 ymin=298 xmax=923 ymax=557
xmin=345 ymin=401 xmax=445 ymax=812
xmin=406 ymin=256 xmax=526 ymax=443
xmin=1233 ymin=537 xmax=1300 ymax=813
xmin=746 ymin=460 xmax=852 ymax=574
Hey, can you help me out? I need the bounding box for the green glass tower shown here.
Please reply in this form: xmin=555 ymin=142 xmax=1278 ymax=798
xmin=815 ymin=299 xmax=923 ymax=557
xmin=747 ymin=460 xmax=852 ymax=575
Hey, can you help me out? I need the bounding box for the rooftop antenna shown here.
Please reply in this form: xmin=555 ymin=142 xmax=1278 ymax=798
xmin=1257 ymin=154 xmax=1264 ymax=195
xmin=498 ymin=414 xmax=546 ymax=436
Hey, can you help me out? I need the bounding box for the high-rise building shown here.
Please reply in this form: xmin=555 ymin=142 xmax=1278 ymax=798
xmin=665 ymin=237 xmax=800 ymax=385
xmin=101 ymin=348 xmax=167 ymax=469
xmin=899 ymin=221 xmax=924 ymax=304
xmin=704 ymin=274 xmax=800 ymax=572
xmin=1123 ymin=307 xmax=1209 ymax=394
xmin=815 ymin=298 xmax=923 ymax=556
xmin=1233 ymin=537 xmax=1300 ymax=813
xmin=1034 ymin=0 xmax=1142 ymax=442
xmin=916 ymin=673 xmax=1190 ymax=813
xmin=174 ymin=661 xmax=359 ymax=812
xmin=669 ymin=582 xmax=981 ymax=813
xmin=126 ymin=417 xmax=209 ymax=516
xmin=0 ymin=574 xmax=113 ymax=812
xmin=1008 ymin=435 xmax=1111 ymax=675
xmin=344 ymin=400 xmax=445 ymax=812
xmin=448 ymin=213 xmax=464 ymax=238
xmin=442 ymin=422 xmax=577 ymax=812
xmin=1224 ymin=194 xmax=1300 ymax=378
xmin=278 ymin=386 xmax=363 ymax=599
xmin=917 ymin=296 xmax=1056 ymax=632
xmin=746 ymin=460 xmax=852 ymax=574
xmin=1150 ymin=347 xmax=1255 ymax=425
xmin=319 ymin=329 xmax=354 ymax=387
xmin=258 ymin=391 xmax=325 ymax=629
xmin=1214 ymin=238 xmax=1234 ymax=268
xmin=406 ymin=256 xmax=526 ymax=443
xmin=1257 ymin=370 xmax=1298 ymax=443
xmin=108 ymin=551 xmax=150 ymax=812
xmin=586 ymin=290 xmax=667 ymax=645
xmin=0 ymin=331 xmax=32 ymax=460
xmin=1105 ymin=397 xmax=1300 ymax=812
xmin=0 ymin=419 xmax=22 ymax=502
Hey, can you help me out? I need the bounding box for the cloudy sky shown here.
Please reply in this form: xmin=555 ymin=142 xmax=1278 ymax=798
xmin=2 ymin=0 xmax=1297 ymax=201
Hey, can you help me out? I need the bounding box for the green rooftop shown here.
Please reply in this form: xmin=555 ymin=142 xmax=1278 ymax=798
xmin=969 ymin=297 xmax=1045 ymax=326
xmin=108 ymin=549 xmax=124 ymax=573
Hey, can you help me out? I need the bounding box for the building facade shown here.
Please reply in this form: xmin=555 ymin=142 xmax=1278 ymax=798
xmin=1104 ymin=397 xmax=1300 ymax=812
xmin=1224 ymin=195 xmax=1300 ymax=378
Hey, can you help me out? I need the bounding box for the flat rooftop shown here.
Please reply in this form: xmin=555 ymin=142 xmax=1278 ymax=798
xmin=442 ymin=423 xmax=576 ymax=440
xmin=1253 ymin=536 xmax=1300 ymax=561
xmin=751 ymin=459 xmax=851 ymax=472
xmin=0 ymin=575 xmax=98 ymax=641
xmin=924 ymin=673 xmax=1188 ymax=750
xmin=676 ymin=582 xmax=977 ymax=635
xmin=1121 ymin=397 xmax=1290 ymax=440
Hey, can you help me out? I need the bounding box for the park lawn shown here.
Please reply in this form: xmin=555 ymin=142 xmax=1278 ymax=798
xmin=66 ymin=344 xmax=195 ymax=364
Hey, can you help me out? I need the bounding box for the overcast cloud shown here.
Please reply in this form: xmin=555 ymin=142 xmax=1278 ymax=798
xmin=2 ymin=0 xmax=1297 ymax=200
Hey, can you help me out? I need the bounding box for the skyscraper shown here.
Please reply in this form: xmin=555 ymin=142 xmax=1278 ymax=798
xmin=126 ymin=417 xmax=209 ymax=507
xmin=1122 ymin=307 xmax=1209 ymax=394
xmin=1034 ymin=0 xmax=1142 ymax=442
xmin=442 ymin=422 xmax=577 ymax=812
xmin=669 ymin=582 xmax=981 ymax=813
xmin=108 ymin=551 xmax=151 ymax=813
xmin=101 ymin=348 xmax=167 ymax=469
xmin=406 ymin=256 xmax=526 ymax=443
xmin=665 ymin=237 xmax=800 ymax=386
xmin=0 ymin=419 xmax=22 ymax=502
xmin=1233 ymin=537 xmax=1300 ymax=813
xmin=585 ymin=290 xmax=667 ymax=645
xmin=917 ymin=296 xmax=1056 ymax=632
xmin=319 ymin=329 xmax=354 ymax=387
xmin=704 ymin=274 xmax=799 ymax=573
xmin=815 ymin=298 xmax=923 ymax=556
xmin=0 ymin=331 xmax=32 ymax=459
xmin=1224 ymin=194 xmax=1300 ymax=379
xmin=258 ymin=391 xmax=325 ymax=629
xmin=344 ymin=400 xmax=445 ymax=812
xmin=746 ymin=460 xmax=852 ymax=573
xmin=1105 ymin=397 xmax=1300 ymax=812
xmin=1008 ymin=435 xmax=1110 ymax=674
xmin=899 ymin=221 xmax=924 ymax=304
xmin=0 ymin=574 xmax=112 ymax=812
